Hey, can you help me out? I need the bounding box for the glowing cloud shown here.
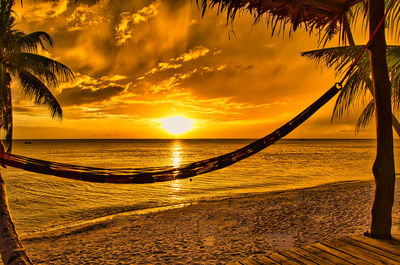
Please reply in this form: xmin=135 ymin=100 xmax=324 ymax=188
xmin=175 ymin=46 xmax=210 ymax=62
xmin=115 ymin=0 xmax=161 ymax=45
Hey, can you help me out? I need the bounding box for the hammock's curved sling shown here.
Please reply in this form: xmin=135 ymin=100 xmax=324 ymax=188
xmin=0 ymin=84 xmax=341 ymax=183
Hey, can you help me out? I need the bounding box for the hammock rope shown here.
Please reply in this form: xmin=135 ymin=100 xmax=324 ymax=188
xmin=0 ymin=83 xmax=341 ymax=183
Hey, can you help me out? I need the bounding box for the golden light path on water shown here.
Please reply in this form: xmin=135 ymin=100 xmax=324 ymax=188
xmin=170 ymin=141 xmax=183 ymax=195
xmin=172 ymin=141 xmax=182 ymax=168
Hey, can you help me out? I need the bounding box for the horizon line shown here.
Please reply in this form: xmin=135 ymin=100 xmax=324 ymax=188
xmin=13 ymin=138 xmax=380 ymax=140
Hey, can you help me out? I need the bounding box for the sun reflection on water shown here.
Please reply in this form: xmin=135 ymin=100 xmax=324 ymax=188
xmin=172 ymin=141 xmax=182 ymax=168
xmin=170 ymin=141 xmax=182 ymax=194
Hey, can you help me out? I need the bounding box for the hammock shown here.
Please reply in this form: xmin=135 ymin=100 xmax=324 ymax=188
xmin=0 ymin=83 xmax=341 ymax=183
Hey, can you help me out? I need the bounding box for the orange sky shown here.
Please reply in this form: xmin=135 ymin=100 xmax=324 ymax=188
xmin=11 ymin=0 xmax=400 ymax=139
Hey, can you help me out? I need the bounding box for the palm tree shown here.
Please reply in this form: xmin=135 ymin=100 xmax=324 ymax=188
xmin=0 ymin=0 xmax=73 ymax=263
xmin=199 ymin=0 xmax=398 ymax=239
xmin=0 ymin=0 xmax=72 ymax=152
xmin=303 ymin=5 xmax=399 ymax=238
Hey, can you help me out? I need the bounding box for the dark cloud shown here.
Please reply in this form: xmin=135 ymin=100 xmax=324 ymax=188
xmin=13 ymin=106 xmax=35 ymax=114
xmin=73 ymin=0 xmax=100 ymax=6
xmin=162 ymin=0 xmax=187 ymax=10
xmin=57 ymin=85 xmax=125 ymax=106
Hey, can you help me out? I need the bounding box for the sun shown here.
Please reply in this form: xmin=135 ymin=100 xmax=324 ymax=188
xmin=160 ymin=116 xmax=193 ymax=135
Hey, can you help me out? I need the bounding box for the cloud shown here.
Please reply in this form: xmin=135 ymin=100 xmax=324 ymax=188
xmin=174 ymin=46 xmax=211 ymax=62
xmin=143 ymin=46 xmax=214 ymax=76
xmin=57 ymin=85 xmax=125 ymax=106
xmin=12 ymin=106 xmax=35 ymax=114
xmin=55 ymin=73 xmax=128 ymax=106
xmin=145 ymin=62 xmax=183 ymax=76
xmin=103 ymin=75 xmax=128 ymax=82
xmin=15 ymin=0 xmax=69 ymax=24
xmin=115 ymin=1 xmax=161 ymax=45
xmin=66 ymin=5 xmax=108 ymax=32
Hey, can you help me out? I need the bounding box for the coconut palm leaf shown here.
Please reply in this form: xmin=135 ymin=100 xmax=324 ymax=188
xmin=346 ymin=1 xmax=368 ymax=30
xmin=356 ymin=98 xmax=375 ymax=132
xmin=0 ymin=63 xmax=12 ymax=152
xmin=347 ymin=0 xmax=400 ymax=40
xmin=17 ymin=69 xmax=63 ymax=119
xmin=386 ymin=0 xmax=400 ymax=39
xmin=331 ymin=67 xmax=370 ymax=121
xmin=0 ymin=1 xmax=15 ymax=41
xmin=9 ymin=53 xmax=74 ymax=86
xmin=382 ymin=0 xmax=400 ymax=40
xmin=302 ymin=45 xmax=371 ymax=74
xmin=197 ymin=0 xmax=360 ymax=43
xmin=18 ymin=31 xmax=54 ymax=52
xmin=1 ymin=84 xmax=12 ymax=152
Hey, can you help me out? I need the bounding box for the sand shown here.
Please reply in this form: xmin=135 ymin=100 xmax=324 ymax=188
xmin=22 ymin=179 xmax=400 ymax=265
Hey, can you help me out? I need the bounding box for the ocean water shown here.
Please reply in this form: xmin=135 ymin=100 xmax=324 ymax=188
xmin=3 ymin=139 xmax=399 ymax=234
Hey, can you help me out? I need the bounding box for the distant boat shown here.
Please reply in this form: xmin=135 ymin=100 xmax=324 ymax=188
xmin=24 ymin=141 xmax=32 ymax=144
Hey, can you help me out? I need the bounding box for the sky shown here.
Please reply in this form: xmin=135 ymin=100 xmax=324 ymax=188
xmin=10 ymin=0 xmax=399 ymax=139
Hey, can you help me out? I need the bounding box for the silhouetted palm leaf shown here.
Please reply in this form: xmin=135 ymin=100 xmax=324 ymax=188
xmin=346 ymin=0 xmax=400 ymax=40
xmin=19 ymin=31 xmax=54 ymax=52
xmin=356 ymin=99 xmax=375 ymax=132
xmin=197 ymin=0 xmax=360 ymax=43
xmin=9 ymin=53 xmax=73 ymax=86
xmin=17 ymin=69 xmax=63 ymax=119
xmin=0 ymin=64 xmax=12 ymax=151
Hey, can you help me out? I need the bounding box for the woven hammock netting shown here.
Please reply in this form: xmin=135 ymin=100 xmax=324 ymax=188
xmin=0 ymin=84 xmax=340 ymax=184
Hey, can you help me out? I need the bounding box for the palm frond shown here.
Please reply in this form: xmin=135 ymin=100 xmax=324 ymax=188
xmin=9 ymin=52 xmax=73 ymax=86
xmin=0 ymin=0 xmax=17 ymax=47
xmin=331 ymin=67 xmax=369 ymax=121
xmin=0 ymin=63 xmax=13 ymax=152
xmin=388 ymin=46 xmax=400 ymax=110
xmin=386 ymin=0 xmax=400 ymax=40
xmin=19 ymin=31 xmax=54 ymax=52
xmin=196 ymin=0 xmax=358 ymax=43
xmin=347 ymin=1 xmax=368 ymax=30
xmin=2 ymin=86 xmax=12 ymax=152
xmin=17 ymin=69 xmax=63 ymax=119
xmin=347 ymin=0 xmax=400 ymax=41
xmin=355 ymin=98 xmax=375 ymax=132
xmin=0 ymin=0 xmax=15 ymax=30
xmin=301 ymin=45 xmax=370 ymax=75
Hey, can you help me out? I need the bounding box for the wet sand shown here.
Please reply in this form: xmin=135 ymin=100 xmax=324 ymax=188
xmin=22 ymin=179 xmax=400 ymax=264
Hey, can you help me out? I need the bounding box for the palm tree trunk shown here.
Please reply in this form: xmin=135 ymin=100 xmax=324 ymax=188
xmin=343 ymin=16 xmax=355 ymax=46
xmin=0 ymin=69 xmax=32 ymax=264
xmin=368 ymin=0 xmax=396 ymax=239
xmin=343 ymin=17 xmax=400 ymax=137
xmin=0 ymin=172 xmax=32 ymax=264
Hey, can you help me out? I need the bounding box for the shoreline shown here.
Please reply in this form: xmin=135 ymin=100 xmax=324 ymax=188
xmin=22 ymin=178 xmax=400 ymax=264
xmin=21 ymin=179 xmax=370 ymax=241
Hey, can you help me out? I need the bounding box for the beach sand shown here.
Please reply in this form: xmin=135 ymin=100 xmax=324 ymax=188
xmin=22 ymin=179 xmax=400 ymax=264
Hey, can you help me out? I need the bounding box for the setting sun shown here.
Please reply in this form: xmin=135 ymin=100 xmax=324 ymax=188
xmin=160 ymin=116 xmax=193 ymax=135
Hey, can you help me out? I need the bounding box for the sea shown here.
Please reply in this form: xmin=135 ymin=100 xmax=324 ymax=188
xmin=3 ymin=139 xmax=399 ymax=235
